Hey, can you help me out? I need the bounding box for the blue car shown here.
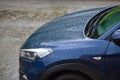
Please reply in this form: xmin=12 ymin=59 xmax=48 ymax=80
xmin=19 ymin=5 xmax=120 ymax=80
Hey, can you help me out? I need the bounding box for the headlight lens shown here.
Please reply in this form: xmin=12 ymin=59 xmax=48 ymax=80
xmin=20 ymin=48 xmax=53 ymax=60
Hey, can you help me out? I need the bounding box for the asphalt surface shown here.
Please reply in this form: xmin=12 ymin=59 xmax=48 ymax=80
xmin=0 ymin=0 xmax=120 ymax=80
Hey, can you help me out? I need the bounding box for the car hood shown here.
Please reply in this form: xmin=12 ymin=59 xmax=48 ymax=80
xmin=21 ymin=6 xmax=111 ymax=49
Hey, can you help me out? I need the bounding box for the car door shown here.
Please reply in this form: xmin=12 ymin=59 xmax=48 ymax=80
xmin=105 ymin=29 xmax=120 ymax=80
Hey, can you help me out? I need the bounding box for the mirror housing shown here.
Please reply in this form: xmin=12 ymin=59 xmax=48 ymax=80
xmin=112 ymin=29 xmax=120 ymax=46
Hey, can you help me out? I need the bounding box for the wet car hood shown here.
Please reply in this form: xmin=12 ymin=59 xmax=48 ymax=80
xmin=21 ymin=6 xmax=111 ymax=49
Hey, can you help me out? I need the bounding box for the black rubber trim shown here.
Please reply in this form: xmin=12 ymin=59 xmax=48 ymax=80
xmin=40 ymin=61 xmax=105 ymax=80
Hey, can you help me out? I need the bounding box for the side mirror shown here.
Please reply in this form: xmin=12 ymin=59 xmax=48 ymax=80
xmin=112 ymin=29 xmax=120 ymax=46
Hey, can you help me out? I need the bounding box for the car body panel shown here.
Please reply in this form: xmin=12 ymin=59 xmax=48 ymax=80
xmin=105 ymin=40 xmax=120 ymax=80
xmin=40 ymin=39 xmax=109 ymax=65
xmin=20 ymin=39 xmax=109 ymax=80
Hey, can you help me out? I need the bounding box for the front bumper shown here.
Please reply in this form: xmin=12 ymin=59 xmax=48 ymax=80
xmin=19 ymin=57 xmax=45 ymax=80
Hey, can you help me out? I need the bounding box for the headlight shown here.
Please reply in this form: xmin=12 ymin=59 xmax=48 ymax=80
xmin=20 ymin=48 xmax=53 ymax=60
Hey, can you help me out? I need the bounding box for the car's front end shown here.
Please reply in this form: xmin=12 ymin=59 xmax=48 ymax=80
xmin=19 ymin=48 xmax=53 ymax=80
xmin=19 ymin=6 xmax=115 ymax=80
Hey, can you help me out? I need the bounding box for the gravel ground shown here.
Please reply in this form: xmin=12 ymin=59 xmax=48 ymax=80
xmin=0 ymin=0 xmax=120 ymax=80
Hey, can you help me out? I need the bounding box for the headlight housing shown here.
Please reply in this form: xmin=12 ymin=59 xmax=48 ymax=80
xmin=20 ymin=48 xmax=53 ymax=60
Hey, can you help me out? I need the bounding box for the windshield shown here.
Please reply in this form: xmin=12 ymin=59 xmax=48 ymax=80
xmin=86 ymin=6 xmax=120 ymax=38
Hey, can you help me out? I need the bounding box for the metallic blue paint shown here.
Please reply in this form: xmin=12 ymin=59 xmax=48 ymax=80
xmin=105 ymin=41 xmax=120 ymax=80
xmin=19 ymin=6 xmax=120 ymax=80
xmin=112 ymin=29 xmax=120 ymax=39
